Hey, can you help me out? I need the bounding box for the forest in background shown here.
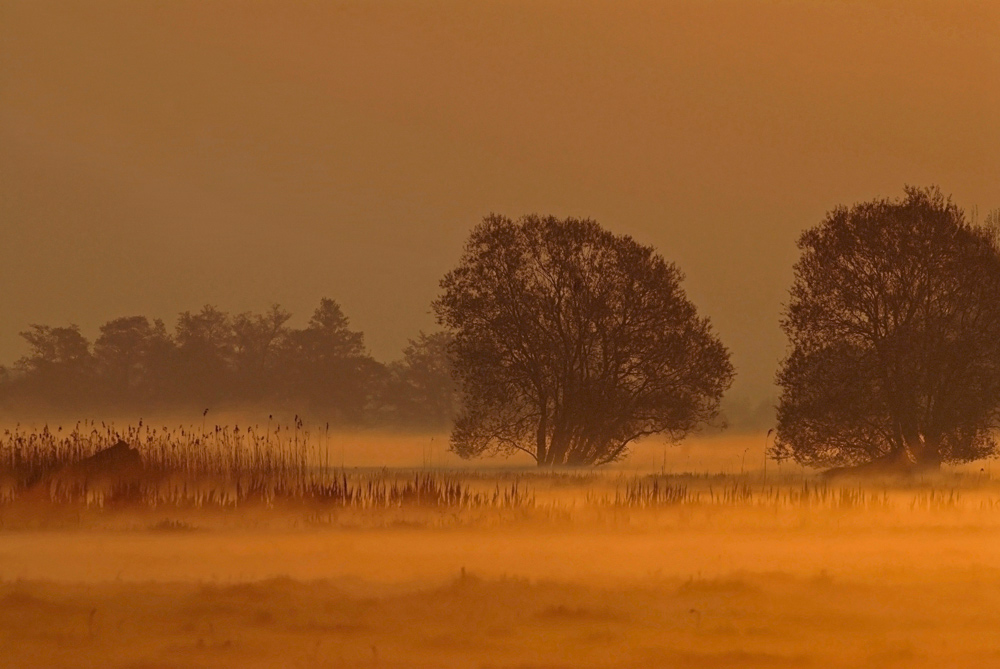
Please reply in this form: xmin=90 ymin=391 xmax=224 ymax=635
xmin=0 ymin=299 xmax=460 ymax=428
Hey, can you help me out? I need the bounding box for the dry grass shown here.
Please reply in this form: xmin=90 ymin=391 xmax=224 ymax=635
xmin=0 ymin=421 xmax=531 ymax=510
xmin=2 ymin=422 xmax=999 ymax=527
xmin=8 ymin=571 xmax=1000 ymax=668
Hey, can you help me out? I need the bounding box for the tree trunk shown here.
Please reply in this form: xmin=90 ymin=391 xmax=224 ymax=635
xmin=535 ymin=402 xmax=548 ymax=466
xmin=545 ymin=420 xmax=570 ymax=466
xmin=912 ymin=435 xmax=942 ymax=470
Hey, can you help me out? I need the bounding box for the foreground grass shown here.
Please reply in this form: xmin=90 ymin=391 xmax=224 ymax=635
xmin=4 ymin=569 xmax=1000 ymax=668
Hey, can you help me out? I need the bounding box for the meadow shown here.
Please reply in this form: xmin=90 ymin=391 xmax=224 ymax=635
xmin=3 ymin=420 xmax=1000 ymax=667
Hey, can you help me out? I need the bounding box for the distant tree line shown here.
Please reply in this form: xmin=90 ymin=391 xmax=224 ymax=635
xmin=0 ymin=298 xmax=459 ymax=428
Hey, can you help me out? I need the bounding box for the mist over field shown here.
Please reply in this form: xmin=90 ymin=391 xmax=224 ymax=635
xmin=5 ymin=427 xmax=1000 ymax=668
xmin=3 ymin=0 xmax=1000 ymax=667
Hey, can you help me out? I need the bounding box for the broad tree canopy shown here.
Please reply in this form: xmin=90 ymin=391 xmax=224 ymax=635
xmin=435 ymin=214 xmax=733 ymax=466
xmin=774 ymin=187 xmax=1000 ymax=470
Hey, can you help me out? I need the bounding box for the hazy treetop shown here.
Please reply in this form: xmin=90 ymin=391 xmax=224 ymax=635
xmin=2 ymin=0 xmax=997 ymax=404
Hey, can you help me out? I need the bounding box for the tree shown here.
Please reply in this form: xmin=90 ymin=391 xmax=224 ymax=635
xmin=94 ymin=316 xmax=173 ymax=401
xmin=232 ymin=304 xmax=291 ymax=399
xmin=773 ymin=187 xmax=1000 ymax=470
xmin=174 ymin=305 xmax=235 ymax=403
xmin=383 ymin=331 xmax=460 ymax=427
xmin=142 ymin=318 xmax=182 ymax=401
xmin=15 ymin=324 xmax=93 ymax=404
xmin=282 ymin=298 xmax=379 ymax=420
xmin=435 ymin=214 xmax=734 ymax=466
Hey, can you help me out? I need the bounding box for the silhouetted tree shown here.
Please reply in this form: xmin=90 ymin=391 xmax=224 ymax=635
xmin=94 ymin=316 xmax=173 ymax=402
xmin=15 ymin=324 xmax=93 ymax=404
xmin=436 ymin=214 xmax=734 ymax=466
xmin=283 ymin=298 xmax=378 ymax=420
xmin=774 ymin=187 xmax=1000 ymax=470
xmin=174 ymin=305 xmax=235 ymax=403
xmin=143 ymin=319 xmax=181 ymax=401
xmin=232 ymin=304 xmax=291 ymax=400
xmin=383 ymin=331 xmax=460 ymax=427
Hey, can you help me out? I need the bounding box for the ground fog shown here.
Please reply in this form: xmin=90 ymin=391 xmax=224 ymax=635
xmin=3 ymin=430 xmax=1000 ymax=667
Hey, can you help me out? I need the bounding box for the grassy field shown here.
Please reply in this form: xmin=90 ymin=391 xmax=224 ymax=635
xmin=3 ymin=423 xmax=1000 ymax=667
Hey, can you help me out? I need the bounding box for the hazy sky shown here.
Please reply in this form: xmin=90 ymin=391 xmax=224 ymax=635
xmin=1 ymin=0 xmax=998 ymax=402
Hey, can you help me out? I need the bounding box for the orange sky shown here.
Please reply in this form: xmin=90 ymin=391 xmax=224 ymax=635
xmin=1 ymin=0 xmax=998 ymax=402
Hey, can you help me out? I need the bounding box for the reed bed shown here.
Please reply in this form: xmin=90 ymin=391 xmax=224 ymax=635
xmin=0 ymin=420 xmax=532 ymax=510
xmin=596 ymin=474 xmax=973 ymax=513
xmin=1 ymin=422 xmax=997 ymax=516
